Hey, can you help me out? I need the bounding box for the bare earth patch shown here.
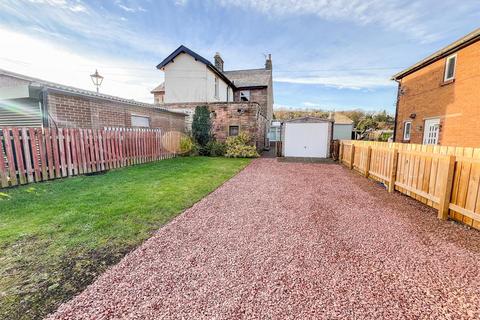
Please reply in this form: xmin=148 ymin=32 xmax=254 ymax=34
xmin=49 ymin=159 xmax=480 ymax=319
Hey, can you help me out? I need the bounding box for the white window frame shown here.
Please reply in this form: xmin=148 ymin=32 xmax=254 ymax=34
xmin=240 ymin=90 xmax=250 ymax=102
xmin=403 ymin=121 xmax=412 ymax=141
xmin=131 ymin=114 xmax=150 ymax=128
xmin=214 ymin=77 xmax=219 ymax=99
xmin=444 ymin=54 xmax=457 ymax=82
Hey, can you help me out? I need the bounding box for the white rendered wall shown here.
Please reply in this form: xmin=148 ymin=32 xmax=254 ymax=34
xmin=164 ymin=53 xmax=229 ymax=103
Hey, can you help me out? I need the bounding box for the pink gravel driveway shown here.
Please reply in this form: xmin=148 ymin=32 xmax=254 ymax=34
xmin=49 ymin=158 xmax=480 ymax=319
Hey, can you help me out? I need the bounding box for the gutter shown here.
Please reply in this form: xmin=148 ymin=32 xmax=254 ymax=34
xmin=392 ymin=30 xmax=480 ymax=80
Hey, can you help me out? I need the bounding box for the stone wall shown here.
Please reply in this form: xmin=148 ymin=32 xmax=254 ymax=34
xmin=47 ymin=92 xmax=185 ymax=132
xmin=161 ymin=101 xmax=268 ymax=150
xmin=233 ymin=87 xmax=268 ymax=118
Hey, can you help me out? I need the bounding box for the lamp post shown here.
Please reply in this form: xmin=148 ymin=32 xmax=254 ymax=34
xmin=90 ymin=69 xmax=104 ymax=93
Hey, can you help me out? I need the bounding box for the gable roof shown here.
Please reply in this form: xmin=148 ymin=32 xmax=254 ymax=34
xmin=392 ymin=28 xmax=480 ymax=80
xmin=224 ymin=69 xmax=271 ymax=88
xmin=156 ymin=45 xmax=235 ymax=87
xmin=284 ymin=116 xmax=333 ymax=123
xmin=151 ymin=82 xmax=164 ymax=93
xmin=333 ymin=113 xmax=353 ymax=125
xmin=0 ymin=69 xmax=185 ymax=115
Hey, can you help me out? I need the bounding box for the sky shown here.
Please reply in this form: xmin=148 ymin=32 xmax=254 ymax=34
xmin=0 ymin=1 xmax=479 ymax=113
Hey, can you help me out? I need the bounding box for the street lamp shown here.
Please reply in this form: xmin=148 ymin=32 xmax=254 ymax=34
xmin=90 ymin=69 xmax=104 ymax=93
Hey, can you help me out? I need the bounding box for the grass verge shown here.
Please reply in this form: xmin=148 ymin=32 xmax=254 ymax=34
xmin=0 ymin=156 xmax=251 ymax=319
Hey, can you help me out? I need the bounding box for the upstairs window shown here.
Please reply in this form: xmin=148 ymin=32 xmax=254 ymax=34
xmin=444 ymin=54 xmax=457 ymax=82
xmin=131 ymin=115 xmax=150 ymax=128
xmin=214 ymin=77 xmax=219 ymax=99
xmin=403 ymin=121 xmax=412 ymax=141
xmin=240 ymin=90 xmax=250 ymax=101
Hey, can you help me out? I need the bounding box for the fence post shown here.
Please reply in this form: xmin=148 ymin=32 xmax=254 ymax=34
xmin=388 ymin=149 xmax=398 ymax=193
xmin=438 ymin=155 xmax=456 ymax=220
xmin=349 ymin=144 xmax=355 ymax=170
xmin=339 ymin=141 xmax=343 ymax=163
xmin=365 ymin=146 xmax=372 ymax=178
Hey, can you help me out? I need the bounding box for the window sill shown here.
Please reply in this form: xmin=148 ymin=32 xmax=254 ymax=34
xmin=441 ymin=78 xmax=455 ymax=86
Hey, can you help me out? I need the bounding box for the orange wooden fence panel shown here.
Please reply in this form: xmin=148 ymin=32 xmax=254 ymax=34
xmin=0 ymin=127 xmax=178 ymax=189
xmin=340 ymin=140 xmax=480 ymax=230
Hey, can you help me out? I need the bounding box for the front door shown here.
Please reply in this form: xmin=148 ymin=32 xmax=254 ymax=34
xmin=423 ymin=118 xmax=440 ymax=145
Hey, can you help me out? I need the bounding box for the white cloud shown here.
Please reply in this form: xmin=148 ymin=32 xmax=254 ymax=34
xmin=1 ymin=0 xmax=173 ymax=56
xmin=174 ymin=0 xmax=188 ymax=6
xmin=0 ymin=28 xmax=162 ymax=103
xmin=27 ymin=0 xmax=89 ymax=13
xmin=302 ymin=102 xmax=319 ymax=107
xmin=275 ymin=73 xmax=394 ymax=90
xmin=116 ymin=2 xmax=147 ymax=13
xmin=215 ymin=0 xmax=461 ymax=43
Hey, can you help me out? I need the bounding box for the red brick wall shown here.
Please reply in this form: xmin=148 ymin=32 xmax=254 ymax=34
xmin=47 ymin=92 xmax=185 ymax=132
xmin=395 ymin=40 xmax=480 ymax=147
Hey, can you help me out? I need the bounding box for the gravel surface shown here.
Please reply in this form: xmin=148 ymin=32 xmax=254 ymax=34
xmin=48 ymin=159 xmax=480 ymax=319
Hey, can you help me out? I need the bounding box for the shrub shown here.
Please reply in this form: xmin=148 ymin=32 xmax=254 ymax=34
xmin=207 ymin=141 xmax=227 ymax=157
xmin=192 ymin=106 xmax=212 ymax=147
xmin=225 ymin=133 xmax=259 ymax=158
xmin=198 ymin=140 xmax=226 ymax=156
xmin=179 ymin=135 xmax=196 ymax=156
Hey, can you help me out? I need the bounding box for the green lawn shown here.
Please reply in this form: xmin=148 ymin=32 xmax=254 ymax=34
xmin=0 ymin=156 xmax=251 ymax=319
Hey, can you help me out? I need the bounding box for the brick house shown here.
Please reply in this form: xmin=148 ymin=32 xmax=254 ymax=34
xmin=392 ymin=28 xmax=480 ymax=147
xmin=0 ymin=69 xmax=186 ymax=132
xmin=152 ymin=45 xmax=273 ymax=150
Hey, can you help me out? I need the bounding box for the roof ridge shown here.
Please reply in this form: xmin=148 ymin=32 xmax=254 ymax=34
xmin=0 ymin=68 xmax=182 ymax=114
xmin=224 ymin=68 xmax=269 ymax=73
xmin=392 ymin=27 xmax=480 ymax=80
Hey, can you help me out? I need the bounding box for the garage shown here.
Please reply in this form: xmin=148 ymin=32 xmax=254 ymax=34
xmin=281 ymin=117 xmax=333 ymax=158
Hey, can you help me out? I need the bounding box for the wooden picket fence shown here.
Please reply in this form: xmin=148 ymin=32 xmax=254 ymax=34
xmin=0 ymin=127 xmax=180 ymax=189
xmin=340 ymin=140 xmax=480 ymax=230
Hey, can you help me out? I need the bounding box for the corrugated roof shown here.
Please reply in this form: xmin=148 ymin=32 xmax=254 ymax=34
xmin=392 ymin=28 xmax=480 ymax=80
xmin=223 ymin=68 xmax=271 ymax=88
xmin=333 ymin=113 xmax=353 ymax=125
xmin=0 ymin=69 xmax=184 ymax=115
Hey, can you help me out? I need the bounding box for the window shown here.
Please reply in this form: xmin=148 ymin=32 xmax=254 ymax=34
xmin=214 ymin=77 xmax=219 ymax=99
xmin=229 ymin=125 xmax=239 ymax=136
xmin=131 ymin=115 xmax=150 ymax=128
xmin=444 ymin=54 xmax=457 ymax=82
xmin=403 ymin=121 xmax=412 ymax=141
xmin=240 ymin=90 xmax=250 ymax=101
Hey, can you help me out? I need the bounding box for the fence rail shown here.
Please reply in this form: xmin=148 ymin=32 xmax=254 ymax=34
xmin=0 ymin=127 xmax=180 ymax=189
xmin=339 ymin=140 xmax=480 ymax=230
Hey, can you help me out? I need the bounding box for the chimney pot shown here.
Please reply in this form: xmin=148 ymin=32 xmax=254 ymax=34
xmin=265 ymin=53 xmax=272 ymax=70
xmin=214 ymin=52 xmax=224 ymax=72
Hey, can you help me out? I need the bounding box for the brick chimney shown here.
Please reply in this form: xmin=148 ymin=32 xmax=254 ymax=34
xmin=214 ymin=52 xmax=224 ymax=71
xmin=265 ymin=53 xmax=272 ymax=70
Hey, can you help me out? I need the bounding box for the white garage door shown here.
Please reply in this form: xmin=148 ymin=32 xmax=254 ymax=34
xmin=284 ymin=123 xmax=330 ymax=158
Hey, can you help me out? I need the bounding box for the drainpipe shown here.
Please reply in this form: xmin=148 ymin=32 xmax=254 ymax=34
xmin=39 ymin=87 xmax=49 ymax=128
xmin=392 ymin=78 xmax=401 ymax=142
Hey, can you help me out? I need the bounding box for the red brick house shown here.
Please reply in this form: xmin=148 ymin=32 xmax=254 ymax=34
xmin=0 ymin=69 xmax=186 ymax=132
xmin=392 ymin=28 xmax=480 ymax=147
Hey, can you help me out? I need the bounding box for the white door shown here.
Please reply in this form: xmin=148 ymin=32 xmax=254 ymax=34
xmin=423 ymin=118 xmax=440 ymax=145
xmin=284 ymin=123 xmax=330 ymax=158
